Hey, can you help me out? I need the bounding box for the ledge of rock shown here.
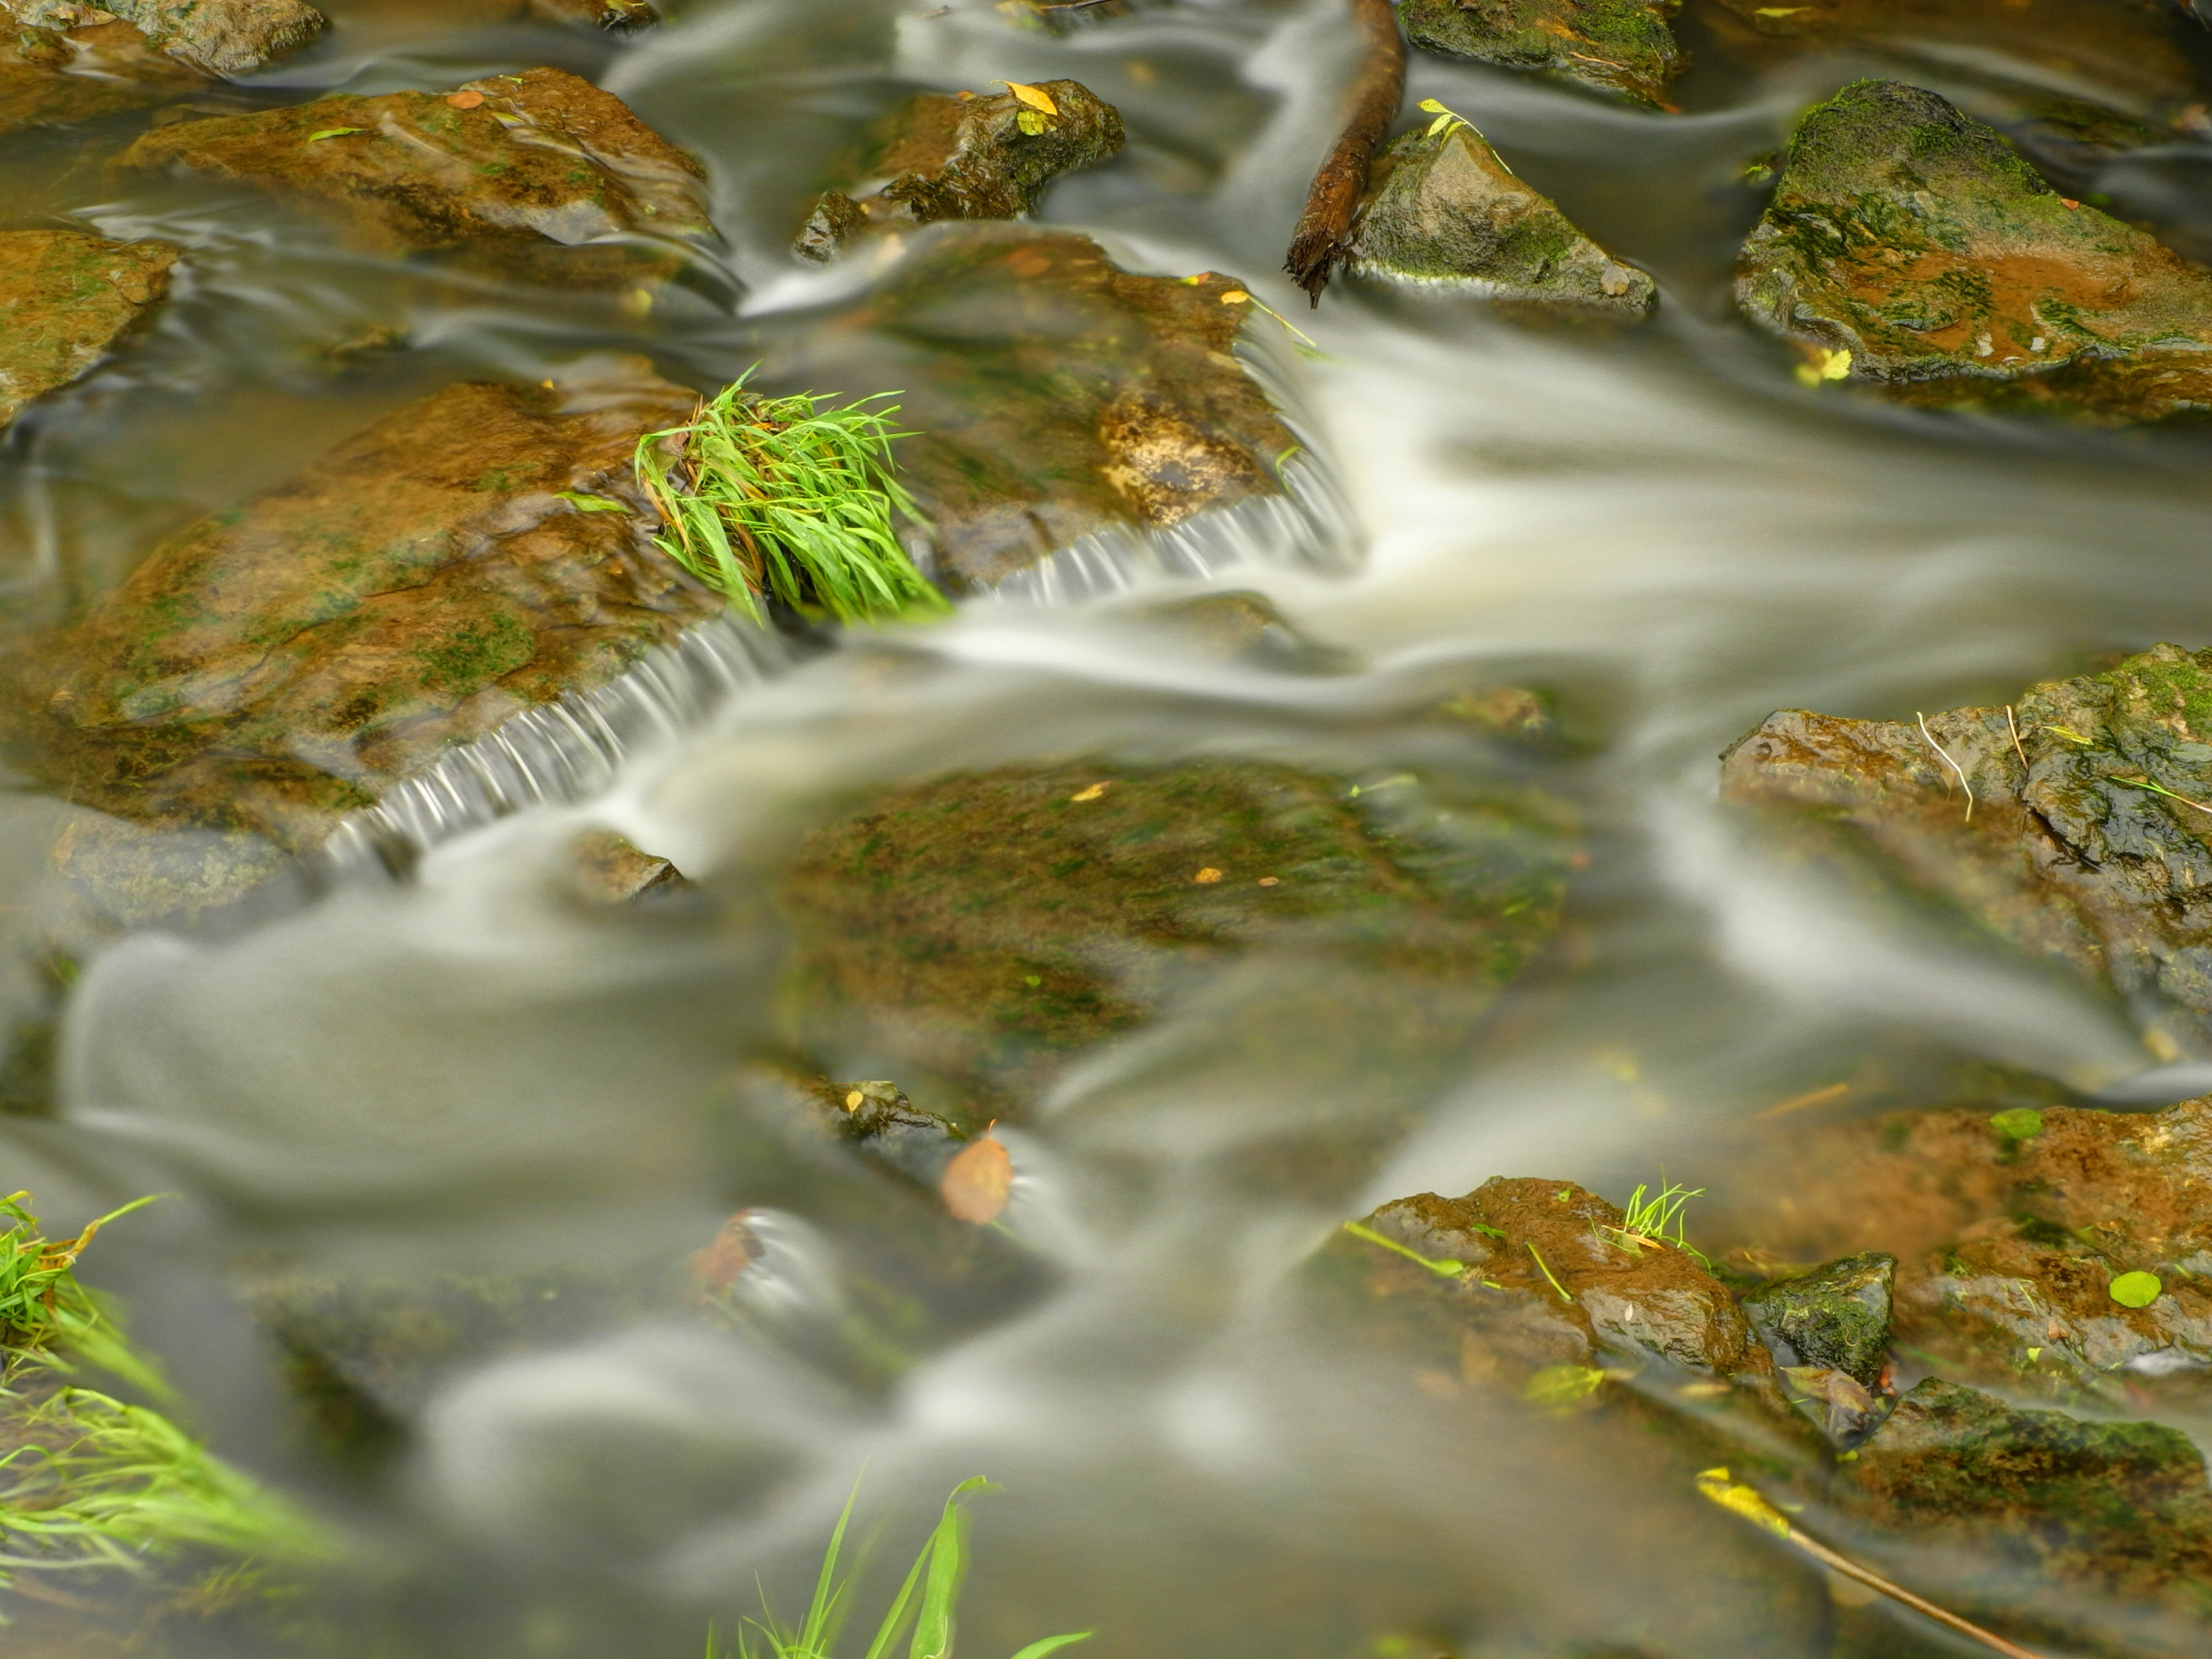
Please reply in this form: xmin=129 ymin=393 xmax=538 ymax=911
xmin=29 ymin=359 xmax=719 ymax=856
xmin=797 ymin=79 xmax=1124 ymax=261
xmin=1395 ymin=0 xmax=1682 ymax=108
xmin=775 ymin=758 xmax=1572 ymax=1123
xmin=1738 ymin=79 xmax=2212 ymax=422
xmin=521 ymin=0 xmax=656 ymax=28
xmin=0 ymin=229 xmax=178 ymax=432
xmin=1347 ymin=121 xmax=1653 ymax=313
xmin=0 ymin=11 xmax=199 ymax=136
xmin=109 ymin=66 xmax=713 ymax=291
xmin=772 ymin=224 xmax=1298 ymax=588
xmin=1723 ymin=643 xmax=2212 ymax=1048
xmin=7 ymin=0 xmax=326 ymax=76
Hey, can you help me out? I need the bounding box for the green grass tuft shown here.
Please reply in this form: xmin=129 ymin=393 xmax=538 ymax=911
xmin=713 ymin=1475 xmax=1090 ymax=1659
xmin=636 ymin=370 xmax=948 ymax=627
xmin=1608 ymin=1177 xmax=1711 ymax=1268
xmin=0 ymin=1191 xmax=166 ymax=1398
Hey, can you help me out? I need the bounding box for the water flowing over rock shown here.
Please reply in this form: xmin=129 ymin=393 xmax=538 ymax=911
xmin=521 ymin=0 xmax=656 ymax=29
xmin=1738 ymin=79 xmax=2212 ymax=421
xmin=1346 ymin=121 xmax=1653 ymax=312
xmin=1395 ymin=0 xmax=1682 ymax=107
xmin=772 ymin=224 xmax=1303 ymax=588
xmin=1724 ymin=643 xmax=2212 ymax=1050
xmin=0 ymin=229 xmax=177 ymax=432
xmin=31 ymin=359 xmax=720 ymax=858
xmin=0 ymin=10 xmax=197 ymax=136
xmin=5 ymin=0 xmax=327 ymax=76
xmin=795 ymin=80 xmax=1124 ymax=262
xmin=109 ymin=66 xmax=713 ymax=291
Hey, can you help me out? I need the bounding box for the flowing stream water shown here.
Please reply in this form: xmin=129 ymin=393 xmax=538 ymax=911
xmin=10 ymin=1 xmax=2212 ymax=1655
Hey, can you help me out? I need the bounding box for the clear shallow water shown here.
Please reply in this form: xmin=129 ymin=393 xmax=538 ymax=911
xmin=11 ymin=1 xmax=2212 ymax=1654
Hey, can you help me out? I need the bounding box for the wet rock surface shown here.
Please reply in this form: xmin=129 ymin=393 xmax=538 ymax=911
xmin=110 ymin=66 xmax=712 ymax=290
xmin=0 ymin=11 xmax=197 ymax=136
xmin=1346 ymin=120 xmax=1653 ymax=312
xmin=1738 ymin=79 xmax=2212 ymax=422
xmin=1741 ymin=1250 xmax=1893 ymax=1389
xmin=796 ymin=79 xmax=1124 ymax=262
xmin=775 ymin=758 xmax=1571 ymax=1122
xmin=1395 ymin=0 xmax=1681 ymax=107
xmin=25 ymin=360 xmax=720 ymax=855
xmin=1724 ymin=642 xmax=2212 ymax=1049
xmin=0 ymin=229 xmax=178 ymax=431
xmin=521 ymin=0 xmax=656 ymax=29
xmin=10 ymin=0 xmax=328 ymax=76
xmin=772 ymin=224 xmax=1299 ymax=587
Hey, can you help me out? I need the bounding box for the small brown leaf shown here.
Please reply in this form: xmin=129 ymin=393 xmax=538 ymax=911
xmin=448 ymin=89 xmax=486 ymax=109
xmin=690 ymin=1214 xmax=757 ymax=1297
xmin=942 ymin=1135 xmax=1013 ymax=1224
xmin=1257 ymin=876 xmax=1280 ymax=887
xmin=1001 ymin=80 xmax=1058 ymax=116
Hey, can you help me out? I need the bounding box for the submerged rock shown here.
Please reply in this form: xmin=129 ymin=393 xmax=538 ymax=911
xmin=0 ymin=229 xmax=177 ymax=431
xmin=1847 ymin=1377 xmax=2212 ymax=1651
xmin=1395 ymin=0 xmax=1682 ymax=107
xmin=7 ymin=0 xmax=328 ymax=76
xmin=1741 ymin=1251 xmax=1894 ymax=1388
xmin=32 ymin=360 xmax=719 ymax=855
xmin=774 ymin=224 xmax=1298 ymax=587
xmin=109 ymin=66 xmax=712 ymax=291
xmin=1332 ymin=1177 xmax=1776 ymax=1382
xmin=0 ymin=12 xmax=197 ymax=136
xmin=776 ymin=758 xmax=1571 ymax=1122
xmin=796 ymin=80 xmax=1124 ymax=261
xmin=522 ymin=0 xmax=657 ymax=28
xmin=1738 ymin=79 xmax=2212 ymax=421
xmin=1346 ymin=120 xmax=1653 ymax=312
xmin=1723 ymin=643 xmax=2212 ymax=1049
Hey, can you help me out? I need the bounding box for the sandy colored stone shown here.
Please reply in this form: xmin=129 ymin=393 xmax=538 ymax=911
xmin=1347 ymin=121 xmax=1653 ymax=312
xmin=1395 ymin=0 xmax=1681 ymax=107
xmin=0 ymin=229 xmax=177 ymax=431
xmin=1738 ymin=79 xmax=2212 ymax=421
xmin=0 ymin=13 xmax=195 ymax=138
xmin=109 ymin=66 xmax=711 ymax=289
xmin=5 ymin=0 xmax=326 ymax=75
xmin=522 ymin=0 xmax=656 ymax=27
xmin=33 ymin=360 xmax=720 ymax=850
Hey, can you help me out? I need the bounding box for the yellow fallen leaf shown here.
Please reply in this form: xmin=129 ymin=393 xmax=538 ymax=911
xmin=1002 ymin=80 xmax=1058 ymax=116
xmin=1069 ymin=782 xmax=1109 ymax=801
xmin=942 ymin=1135 xmax=1013 ymax=1224
xmin=1193 ymin=867 xmax=1224 ymax=884
xmin=1220 ymin=290 xmax=1252 ymax=305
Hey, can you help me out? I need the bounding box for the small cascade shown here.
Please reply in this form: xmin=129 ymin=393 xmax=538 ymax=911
xmin=316 ymin=613 xmax=789 ymax=881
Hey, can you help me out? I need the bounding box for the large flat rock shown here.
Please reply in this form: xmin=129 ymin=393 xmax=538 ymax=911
xmin=0 ymin=229 xmax=177 ymax=431
xmin=1395 ymin=0 xmax=1682 ymax=107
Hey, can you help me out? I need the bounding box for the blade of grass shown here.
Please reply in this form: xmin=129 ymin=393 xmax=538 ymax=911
xmin=1005 ymin=1636 xmax=1092 ymax=1659
xmin=798 ymin=1475 xmax=866 ymax=1655
xmin=910 ymin=1477 xmax=991 ymax=1659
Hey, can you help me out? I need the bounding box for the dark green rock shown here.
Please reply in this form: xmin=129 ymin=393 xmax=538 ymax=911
xmin=1741 ymin=1250 xmax=1894 ymax=1387
xmin=0 ymin=229 xmax=177 ymax=432
xmin=1395 ymin=0 xmax=1682 ymax=107
xmin=1346 ymin=121 xmax=1653 ymax=312
xmin=797 ymin=80 xmax=1124 ymax=261
xmin=1737 ymin=79 xmax=2212 ymax=421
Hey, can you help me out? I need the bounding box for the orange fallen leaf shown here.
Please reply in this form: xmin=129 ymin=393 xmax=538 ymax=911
xmin=1069 ymin=782 xmax=1109 ymax=802
xmin=2060 ymin=197 xmax=2080 ymax=209
xmin=942 ymin=1134 xmax=1013 ymax=1224
xmin=448 ymin=89 xmax=485 ymax=109
xmin=690 ymin=1214 xmax=757 ymax=1297
xmin=1257 ymin=876 xmax=1280 ymax=887
xmin=1193 ymin=867 xmax=1224 ymax=884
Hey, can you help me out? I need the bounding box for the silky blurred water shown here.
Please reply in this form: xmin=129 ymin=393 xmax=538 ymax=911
xmin=10 ymin=1 xmax=2212 ymax=1654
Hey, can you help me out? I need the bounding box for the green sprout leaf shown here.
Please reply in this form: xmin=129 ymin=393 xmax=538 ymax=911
xmin=2110 ymin=1271 xmax=2163 ymax=1308
xmin=1989 ymin=1108 xmax=2043 ymax=1141
xmin=1523 ymin=1365 xmax=1607 ymax=1408
xmin=307 ymin=127 xmax=365 ymax=141
xmin=556 ymin=491 xmax=627 ymax=513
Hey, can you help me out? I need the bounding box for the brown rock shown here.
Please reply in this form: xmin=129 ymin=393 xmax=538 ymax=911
xmin=773 ymin=224 xmax=1297 ymax=587
xmin=32 ymin=360 xmax=720 ymax=852
xmin=109 ymin=66 xmax=712 ymax=290
xmin=0 ymin=13 xmax=196 ymax=138
xmin=522 ymin=0 xmax=656 ymax=27
xmin=0 ymin=229 xmax=178 ymax=431
xmin=8 ymin=0 xmax=328 ymax=76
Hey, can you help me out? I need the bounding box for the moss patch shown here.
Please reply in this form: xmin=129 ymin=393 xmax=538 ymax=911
xmin=1397 ymin=0 xmax=1682 ymax=107
xmin=0 ymin=229 xmax=178 ymax=432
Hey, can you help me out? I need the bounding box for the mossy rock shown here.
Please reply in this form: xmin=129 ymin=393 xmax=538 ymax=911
xmin=109 ymin=66 xmax=713 ymax=291
xmin=19 ymin=361 xmax=719 ymax=863
xmin=1347 ymin=122 xmax=1653 ymax=312
xmin=1740 ymin=1250 xmax=1893 ymax=1388
xmin=797 ymin=79 xmax=1125 ymax=261
xmin=8 ymin=0 xmax=328 ymax=76
xmin=775 ymin=758 xmax=1573 ymax=1124
xmin=0 ymin=228 xmax=177 ymax=432
xmin=1738 ymin=79 xmax=2212 ymax=422
xmin=769 ymin=223 xmax=1298 ymax=587
xmin=1395 ymin=0 xmax=1682 ymax=107
xmin=1722 ymin=643 xmax=2212 ymax=1051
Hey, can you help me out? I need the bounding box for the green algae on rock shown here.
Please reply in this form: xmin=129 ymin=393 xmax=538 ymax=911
xmin=775 ymin=758 xmax=1571 ymax=1123
xmin=0 ymin=229 xmax=178 ymax=432
xmin=33 ymin=362 xmax=719 ymax=854
xmin=1738 ymin=79 xmax=2212 ymax=421
xmin=109 ymin=66 xmax=713 ymax=291
xmin=1723 ymin=644 xmax=2212 ymax=1052
xmin=773 ymin=224 xmax=1299 ymax=588
xmin=1394 ymin=0 xmax=1682 ymax=107
xmin=5 ymin=0 xmax=327 ymax=76
xmin=1741 ymin=1251 xmax=1893 ymax=1388
xmin=796 ymin=79 xmax=1125 ymax=261
xmin=1346 ymin=121 xmax=1653 ymax=312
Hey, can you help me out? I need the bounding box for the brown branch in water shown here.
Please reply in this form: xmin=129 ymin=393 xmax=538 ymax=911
xmin=1283 ymin=0 xmax=1405 ymax=306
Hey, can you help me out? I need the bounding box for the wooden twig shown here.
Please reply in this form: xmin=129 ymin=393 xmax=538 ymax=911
xmin=1283 ymin=0 xmax=1405 ymax=305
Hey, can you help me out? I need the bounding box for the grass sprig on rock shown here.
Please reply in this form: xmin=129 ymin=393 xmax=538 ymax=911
xmin=635 ymin=372 xmax=946 ymax=627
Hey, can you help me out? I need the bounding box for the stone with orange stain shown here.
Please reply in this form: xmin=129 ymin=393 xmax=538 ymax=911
xmin=1739 ymin=79 xmax=2212 ymax=421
